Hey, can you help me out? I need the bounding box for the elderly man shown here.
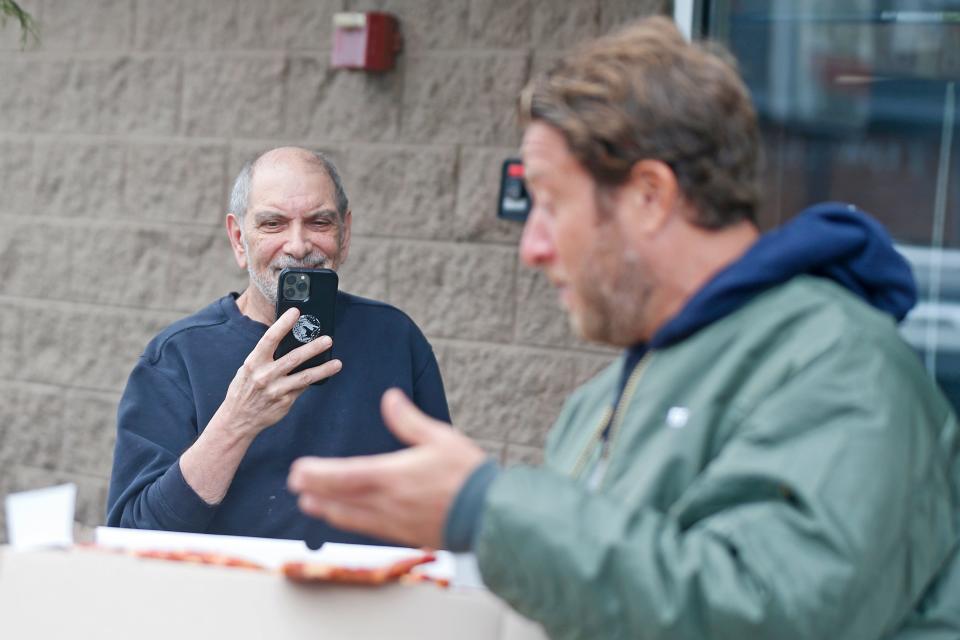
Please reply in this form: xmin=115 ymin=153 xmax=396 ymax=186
xmin=108 ymin=147 xmax=449 ymax=547
xmin=287 ymin=17 xmax=960 ymax=639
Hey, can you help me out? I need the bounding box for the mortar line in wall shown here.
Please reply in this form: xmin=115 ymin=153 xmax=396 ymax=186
xmin=0 ymin=376 xmax=122 ymax=398
xmin=131 ymin=0 xmax=140 ymax=52
xmin=0 ymin=206 xmax=522 ymax=244
xmin=12 ymin=463 xmax=111 ymax=485
xmin=509 ymin=234 xmax=520 ymax=343
xmin=0 ymin=208 xmax=524 ymax=246
xmin=0 ymin=134 xmax=187 ymax=150
xmin=395 ymin=38 xmax=408 ymax=142
xmin=430 ymin=335 xmax=618 ymax=360
xmin=3 ymin=47 xmax=533 ymax=63
xmin=176 ymin=43 xmax=188 ymax=137
xmin=0 ymin=212 xmax=222 ymax=233
xmin=383 ymin=238 xmax=392 ymax=303
xmin=0 ymin=131 xmax=229 ymax=146
xmin=0 ymin=210 xmax=517 ymax=242
xmin=350 ymin=234 xmax=522 ymax=248
xmin=0 ymin=132 xmax=503 ymax=155
xmin=2 ymin=49 xmax=324 ymax=61
xmin=127 ymin=0 xmax=138 ymax=52
xmin=0 ymin=292 xmax=190 ymax=317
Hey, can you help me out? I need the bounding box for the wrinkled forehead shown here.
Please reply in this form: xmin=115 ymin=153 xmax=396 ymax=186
xmin=248 ymin=160 xmax=336 ymax=211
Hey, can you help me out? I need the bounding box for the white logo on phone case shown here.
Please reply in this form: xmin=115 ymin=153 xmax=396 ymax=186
xmin=292 ymin=314 xmax=323 ymax=344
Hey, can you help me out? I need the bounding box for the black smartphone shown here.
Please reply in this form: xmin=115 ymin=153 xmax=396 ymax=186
xmin=273 ymin=268 xmax=338 ymax=384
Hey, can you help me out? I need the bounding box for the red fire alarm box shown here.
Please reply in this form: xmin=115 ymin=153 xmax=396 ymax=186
xmin=331 ymin=12 xmax=401 ymax=72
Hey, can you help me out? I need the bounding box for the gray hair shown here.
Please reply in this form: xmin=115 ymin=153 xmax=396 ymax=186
xmin=228 ymin=149 xmax=350 ymax=222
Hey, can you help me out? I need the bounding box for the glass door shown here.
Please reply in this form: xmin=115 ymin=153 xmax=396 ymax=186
xmin=700 ymin=0 xmax=960 ymax=409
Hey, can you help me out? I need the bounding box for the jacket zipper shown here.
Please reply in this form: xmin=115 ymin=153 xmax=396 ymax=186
xmin=570 ymin=351 xmax=653 ymax=483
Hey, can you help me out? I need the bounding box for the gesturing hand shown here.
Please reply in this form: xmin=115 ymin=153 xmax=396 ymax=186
xmin=288 ymin=388 xmax=487 ymax=549
xmin=221 ymin=307 xmax=341 ymax=439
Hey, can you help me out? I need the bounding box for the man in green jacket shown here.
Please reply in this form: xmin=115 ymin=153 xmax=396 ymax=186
xmin=287 ymin=16 xmax=960 ymax=639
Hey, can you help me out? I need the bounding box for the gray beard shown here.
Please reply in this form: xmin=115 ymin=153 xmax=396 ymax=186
xmin=243 ymin=237 xmax=337 ymax=306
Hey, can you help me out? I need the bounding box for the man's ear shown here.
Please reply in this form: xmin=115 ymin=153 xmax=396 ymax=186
xmin=226 ymin=213 xmax=247 ymax=269
xmin=337 ymin=210 xmax=353 ymax=265
xmin=618 ymin=159 xmax=681 ymax=235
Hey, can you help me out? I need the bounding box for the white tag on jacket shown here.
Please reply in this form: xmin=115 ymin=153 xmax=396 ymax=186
xmin=666 ymin=406 xmax=690 ymax=429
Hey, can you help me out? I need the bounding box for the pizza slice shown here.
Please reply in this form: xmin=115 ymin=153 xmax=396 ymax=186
xmin=132 ymin=548 xmax=266 ymax=571
xmin=281 ymin=550 xmax=439 ymax=585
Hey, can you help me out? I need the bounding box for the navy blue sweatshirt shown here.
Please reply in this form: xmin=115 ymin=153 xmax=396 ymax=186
xmin=445 ymin=202 xmax=918 ymax=551
xmin=107 ymin=291 xmax=449 ymax=549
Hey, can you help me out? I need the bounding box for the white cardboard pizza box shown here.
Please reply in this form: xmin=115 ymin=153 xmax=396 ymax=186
xmin=0 ymin=546 xmax=548 ymax=640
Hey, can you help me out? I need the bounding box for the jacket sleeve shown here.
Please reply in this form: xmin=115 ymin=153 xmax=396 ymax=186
xmin=475 ymin=335 xmax=957 ymax=640
xmin=106 ymin=359 xmax=219 ymax=532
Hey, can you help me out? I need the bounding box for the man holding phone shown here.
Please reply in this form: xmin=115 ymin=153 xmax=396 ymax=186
xmin=107 ymin=147 xmax=450 ymax=547
xmin=286 ymin=18 xmax=960 ymax=639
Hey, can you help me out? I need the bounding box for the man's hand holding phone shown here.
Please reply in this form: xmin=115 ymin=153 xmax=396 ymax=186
xmin=220 ymin=307 xmax=341 ymax=440
xmin=180 ymin=307 xmax=341 ymax=505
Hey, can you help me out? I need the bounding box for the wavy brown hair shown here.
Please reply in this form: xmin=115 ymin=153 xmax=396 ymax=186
xmin=520 ymin=16 xmax=761 ymax=229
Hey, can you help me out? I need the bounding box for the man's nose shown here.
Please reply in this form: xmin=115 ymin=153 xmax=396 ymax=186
xmin=283 ymin=223 xmax=312 ymax=259
xmin=519 ymin=209 xmax=554 ymax=268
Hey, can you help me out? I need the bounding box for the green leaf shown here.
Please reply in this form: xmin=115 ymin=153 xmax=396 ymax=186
xmin=0 ymin=0 xmax=39 ymax=49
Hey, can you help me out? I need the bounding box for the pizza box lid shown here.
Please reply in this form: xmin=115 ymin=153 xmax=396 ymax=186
xmin=0 ymin=545 xmax=547 ymax=640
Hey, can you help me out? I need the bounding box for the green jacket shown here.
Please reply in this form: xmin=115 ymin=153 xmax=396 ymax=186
xmin=476 ymin=276 xmax=960 ymax=639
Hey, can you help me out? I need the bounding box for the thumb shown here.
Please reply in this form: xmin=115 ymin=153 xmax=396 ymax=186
xmin=380 ymin=388 xmax=446 ymax=446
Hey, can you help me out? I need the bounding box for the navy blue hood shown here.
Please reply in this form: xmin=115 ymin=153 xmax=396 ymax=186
xmin=616 ymin=203 xmax=917 ymax=396
xmin=650 ymin=202 xmax=917 ymax=350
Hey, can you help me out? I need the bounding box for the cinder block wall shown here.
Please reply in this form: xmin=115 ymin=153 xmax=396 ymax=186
xmin=0 ymin=0 xmax=665 ymax=539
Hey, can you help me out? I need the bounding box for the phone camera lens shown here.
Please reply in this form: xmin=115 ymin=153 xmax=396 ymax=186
xmin=284 ymin=287 xmax=296 ymax=298
xmin=285 ymin=275 xmax=297 ymax=285
xmin=296 ymin=281 xmax=307 ymax=292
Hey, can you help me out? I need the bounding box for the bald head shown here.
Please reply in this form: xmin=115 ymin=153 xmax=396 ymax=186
xmin=229 ymin=147 xmax=349 ymax=223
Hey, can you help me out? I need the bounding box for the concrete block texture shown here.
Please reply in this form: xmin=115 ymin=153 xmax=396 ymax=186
xmin=57 ymin=389 xmax=122 ymax=477
xmin=0 ymin=58 xmax=72 ymax=134
xmin=34 ymin=140 xmax=126 ymax=217
xmin=0 ymin=383 xmax=67 ymax=470
xmin=125 ymin=142 xmax=229 ymax=225
xmin=285 ymin=55 xmax=402 ymax=143
xmin=337 ymin=236 xmax=390 ymax=301
xmin=0 ymin=218 xmax=74 ymax=301
xmin=455 ymin=146 xmax=524 ymax=244
xmin=41 ymin=0 xmax=134 ymax=51
xmin=513 ymin=265 xmax=578 ymax=348
xmin=401 ymin=52 xmax=529 ymax=145
xmin=136 ymin=0 xmax=346 ymax=51
xmin=0 ymin=0 xmax=666 ymax=529
xmin=166 ymin=229 xmax=248 ymax=312
xmin=467 ymin=0 xmax=531 ymax=49
xmin=530 ymin=0 xmax=600 ymax=49
xmin=67 ymin=224 xmax=175 ymax=308
xmin=387 ymin=242 xmax=516 ymax=342
xmin=346 ymin=145 xmax=458 ymax=239
xmin=183 ymin=54 xmax=287 ymax=138
xmin=438 ymin=342 xmax=612 ymax=447
xmin=347 ymin=0 xmax=470 ymax=51
xmin=10 ymin=298 xmax=178 ymax=392
xmin=0 ymin=56 xmax=180 ymax=135
xmin=0 ymin=139 xmax=36 ymax=215
xmin=600 ymin=0 xmax=670 ymax=34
